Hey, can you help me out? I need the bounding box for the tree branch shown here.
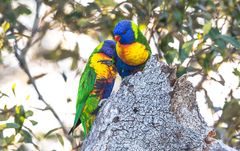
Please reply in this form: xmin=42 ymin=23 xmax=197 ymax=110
xmin=11 ymin=0 xmax=73 ymax=143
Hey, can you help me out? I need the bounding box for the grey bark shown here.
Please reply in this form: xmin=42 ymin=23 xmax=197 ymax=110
xmin=81 ymin=56 xmax=236 ymax=151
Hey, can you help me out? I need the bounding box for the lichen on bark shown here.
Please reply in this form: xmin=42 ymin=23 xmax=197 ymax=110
xmin=80 ymin=56 xmax=236 ymax=151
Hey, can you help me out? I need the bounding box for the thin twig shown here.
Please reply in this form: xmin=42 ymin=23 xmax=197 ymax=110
xmin=220 ymin=16 xmax=228 ymax=30
xmin=113 ymin=1 xmax=129 ymax=11
xmin=22 ymin=0 xmax=41 ymax=55
xmin=71 ymin=143 xmax=82 ymax=151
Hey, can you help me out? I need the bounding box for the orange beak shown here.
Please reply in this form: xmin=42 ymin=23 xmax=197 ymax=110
xmin=114 ymin=35 xmax=121 ymax=42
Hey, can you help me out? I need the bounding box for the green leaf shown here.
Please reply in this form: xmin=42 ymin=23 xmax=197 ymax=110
xmin=6 ymin=34 xmax=15 ymax=40
xmin=0 ymin=105 xmax=11 ymax=121
xmin=25 ymin=95 xmax=30 ymax=101
xmin=233 ymin=68 xmax=240 ymax=77
xmin=203 ymin=21 xmax=212 ymax=36
xmin=173 ymin=9 xmax=183 ymax=24
xmin=219 ymin=35 xmax=240 ymax=48
xmin=164 ymin=49 xmax=177 ymax=64
xmin=233 ymin=68 xmax=240 ymax=86
xmin=179 ymin=40 xmax=194 ymax=62
xmin=29 ymin=120 xmax=38 ymax=126
xmin=25 ymin=110 xmax=33 ymax=118
xmin=20 ymin=129 xmax=32 ymax=143
xmin=15 ymin=105 xmax=24 ymax=115
xmin=208 ymin=28 xmax=221 ymax=39
xmin=87 ymin=2 xmax=101 ymax=12
xmin=14 ymin=105 xmax=25 ymax=130
xmin=176 ymin=66 xmax=187 ymax=77
xmin=1 ymin=21 xmax=10 ymax=32
xmin=201 ymin=50 xmax=215 ymax=72
xmin=77 ymin=18 xmax=89 ymax=27
xmin=14 ymin=5 xmax=32 ymax=15
xmin=221 ymin=99 xmax=240 ymax=122
xmin=12 ymin=83 xmax=16 ymax=96
xmin=215 ymin=38 xmax=226 ymax=50
xmin=65 ymin=11 xmax=82 ymax=20
xmin=0 ymin=123 xmax=20 ymax=130
xmin=44 ymin=127 xmax=61 ymax=138
xmin=0 ymin=134 xmax=15 ymax=147
xmin=159 ymin=34 xmax=174 ymax=52
xmin=56 ymin=134 xmax=64 ymax=146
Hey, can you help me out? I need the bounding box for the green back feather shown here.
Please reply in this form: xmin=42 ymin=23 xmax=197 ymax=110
xmin=136 ymin=29 xmax=151 ymax=54
xmin=131 ymin=21 xmax=151 ymax=55
xmin=131 ymin=22 xmax=139 ymax=40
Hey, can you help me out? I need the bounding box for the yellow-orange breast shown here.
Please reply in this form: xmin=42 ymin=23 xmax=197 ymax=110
xmin=90 ymin=53 xmax=116 ymax=79
xmin=116 ymin=42 xmax=150 ymax=66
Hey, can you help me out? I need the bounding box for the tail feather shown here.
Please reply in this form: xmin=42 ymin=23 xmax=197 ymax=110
xmin=68 ymin=119 xmax=81 ymax=135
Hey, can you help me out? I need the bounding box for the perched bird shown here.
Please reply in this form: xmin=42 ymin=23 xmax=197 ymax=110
xmin=113 ymin=20 xmax=151 ymax=78
xmin=69 ymin=40 xmax=117 ymax=137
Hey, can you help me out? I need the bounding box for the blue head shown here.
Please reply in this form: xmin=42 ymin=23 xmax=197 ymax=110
xmin=113 ymin=20 xmax=137 ymax=44
xmin=100 ymin=40 xmax=116 ymax=58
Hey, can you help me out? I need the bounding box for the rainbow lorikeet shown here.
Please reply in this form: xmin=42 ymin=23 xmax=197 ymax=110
xmin=69 ymin=40 xmax=117 ymax=137
xmin=113 ymin=20 xmax=151 ymax=78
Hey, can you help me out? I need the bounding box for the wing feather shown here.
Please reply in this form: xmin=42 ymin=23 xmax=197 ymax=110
xmin=72 ymin=52 xmax=98 ymax=128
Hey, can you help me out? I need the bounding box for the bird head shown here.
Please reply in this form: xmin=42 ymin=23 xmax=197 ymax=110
xmin=100 ymin=40 xmax=116 ymax=58
xmin=113 ymin=20 xmax=138 ymax=44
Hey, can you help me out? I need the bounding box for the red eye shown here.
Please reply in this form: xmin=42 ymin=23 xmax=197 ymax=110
xmin=123 ymin=30 xmax=127 ymax=34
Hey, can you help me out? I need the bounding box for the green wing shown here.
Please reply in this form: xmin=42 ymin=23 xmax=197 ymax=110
xmin=73 ymin=64 xmax=96 ymax=127
xmin=72 ymin=46 xmax=102 ymax=128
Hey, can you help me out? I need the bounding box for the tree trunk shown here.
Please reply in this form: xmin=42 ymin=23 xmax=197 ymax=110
xmin=81 ymin=56 xmax=236 ymax=151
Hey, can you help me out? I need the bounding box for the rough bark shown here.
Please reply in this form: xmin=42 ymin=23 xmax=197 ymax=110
xmin=81 ymin=56 xmax=236 ymax=151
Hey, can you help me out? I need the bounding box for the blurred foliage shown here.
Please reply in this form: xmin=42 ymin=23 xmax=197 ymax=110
xmin=0 ymin=84 xmax=76 ymax=151
xmin=0 ymin=84 xmax=39 ymax=151
xmin=0 ymin=0 xmax=240 ymax=150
